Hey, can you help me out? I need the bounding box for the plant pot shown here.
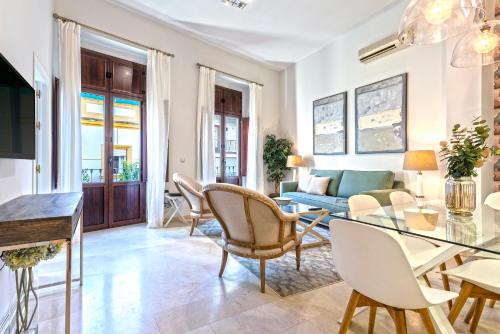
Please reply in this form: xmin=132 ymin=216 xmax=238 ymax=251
xmin=445 ymin=177 xmax=476 ymax=216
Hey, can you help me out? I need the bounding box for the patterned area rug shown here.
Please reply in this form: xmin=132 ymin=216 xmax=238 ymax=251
xmin=197 ymin=220 xmax=343 ymax=297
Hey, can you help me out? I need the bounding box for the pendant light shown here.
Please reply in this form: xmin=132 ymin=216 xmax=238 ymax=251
xmin=398 ymin=0 xmax=485 ymax=45
xmin=451 ymin=20 xmax=500 ymax=67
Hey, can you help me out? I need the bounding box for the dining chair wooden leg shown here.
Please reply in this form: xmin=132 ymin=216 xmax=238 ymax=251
xmin=454 ymin=254 xmax=463 ymax=266
xmin=464 ymin=299 xmax=477 ymax=324
xmin=295 ymin=243 xmax=301 ymax=270
xmin=439 ymin=263 xmax=452 ymax=310
xmin=394 ymin=309 xmax=407 ymax=334
xmin=219 ymin=249 xmax=228 ymax=277
xmin=189 ymin=217 xmax=198 ymax=236
xmin=368 ymin=306 xmax=377 ymax=334
xmin=489 ymin=300 xmax=496 ymax=308
xmin=419 ymin=309 xmax=436 ymax=334
xmin=339 ymin=290 xmax=361 ymax=334
xmin=448 ymin=281 xmax=474 ymax=325
xmin=470 ymin=298 xmax=486 ymax=334
xmin=423 ymin=274 xmax=432 ymax=287
xmin=386 ymin=306 xmax=397 ymax=325
xmin=259 ymin=258 xmax=266 ymax=293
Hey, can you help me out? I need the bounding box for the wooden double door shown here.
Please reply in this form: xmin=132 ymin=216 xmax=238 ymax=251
xmin=80 ymin=49 xmax=147 ymax=232
xmin=214 ymin=85 xmax=246 ymax=185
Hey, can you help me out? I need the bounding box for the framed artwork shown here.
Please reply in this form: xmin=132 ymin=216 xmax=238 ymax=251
xmin=313 ymin=92 xmax=347 ymax=155
xmin=355 ymin=73 xmax=408 ymax=154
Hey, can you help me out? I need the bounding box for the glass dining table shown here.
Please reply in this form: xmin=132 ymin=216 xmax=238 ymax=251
xmin=331 ymin=200 xmax=500 ymax=256
xmin=330 ymin=200 xmax=500 ymax=334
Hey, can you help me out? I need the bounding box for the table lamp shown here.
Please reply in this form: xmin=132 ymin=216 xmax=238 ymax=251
xmin=403 ymin=150 xmax=438 ymax=199
xmin=287 ymin=155 xmax=304 ymax=181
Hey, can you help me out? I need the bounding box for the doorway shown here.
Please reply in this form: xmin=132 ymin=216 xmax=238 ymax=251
xmin=80 ymin=49 xmax=147 ymax=232
xmin=34 ymin=57 xmax=51 ymax=194
xmin=214 ymin=85 xmax=246 ymax=185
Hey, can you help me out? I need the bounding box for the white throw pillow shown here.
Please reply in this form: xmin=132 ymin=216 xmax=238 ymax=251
xmin=307 ymin=176 xmax=330 ymax=195
xmin=297 ymin=175 xmax=313 ymax=192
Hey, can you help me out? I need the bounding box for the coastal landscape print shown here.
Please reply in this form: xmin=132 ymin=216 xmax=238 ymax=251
xmin=355 ymin=74 xmax=407 ymax=153
xmin=313 ymin=92 xmax=347 ymax=155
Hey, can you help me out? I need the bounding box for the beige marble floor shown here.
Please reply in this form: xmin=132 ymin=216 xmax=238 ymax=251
xmin=37 ymin=222 xmax=499 ymax=334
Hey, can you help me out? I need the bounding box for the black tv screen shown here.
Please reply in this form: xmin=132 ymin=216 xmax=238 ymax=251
xmin=0 ymin=53 xmax=35 ymax=160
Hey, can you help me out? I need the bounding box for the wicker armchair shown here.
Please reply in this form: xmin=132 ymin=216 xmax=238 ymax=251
xmin=172 ymin=173 xmax=214 ymax=236
xmin=202 ymin=183 xmax=303 ymax=293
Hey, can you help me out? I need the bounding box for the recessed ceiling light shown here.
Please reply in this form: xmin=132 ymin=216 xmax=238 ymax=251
xmin=222 ymin=0 xmax=248 ymax=9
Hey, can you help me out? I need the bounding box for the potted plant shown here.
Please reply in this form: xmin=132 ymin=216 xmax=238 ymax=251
xmin=263 ymin=134 xmax=293 ymax=197
xmin=439 ymin=117 xmax=494 ymax=215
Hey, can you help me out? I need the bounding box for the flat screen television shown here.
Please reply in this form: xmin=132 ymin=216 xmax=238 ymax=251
xmin=0 ymin=53 xmax=35 ymax=160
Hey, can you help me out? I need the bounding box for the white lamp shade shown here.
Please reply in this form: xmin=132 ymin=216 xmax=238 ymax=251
xmin=398 ymin=0 xmax=485 ymax=45
xmin=451 ymin=20 xmax=500 ymax=67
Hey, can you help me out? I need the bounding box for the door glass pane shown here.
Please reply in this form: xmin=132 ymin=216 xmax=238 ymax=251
xmin=224 ymin=116 xmax=239 ymax=178
xmin=81 ymin=92 xmax=105 ymax=184
xmin=214 ymin=115 xmax=222 ymax=179
xmin=112 ymin=97 xmax=141 ymax=182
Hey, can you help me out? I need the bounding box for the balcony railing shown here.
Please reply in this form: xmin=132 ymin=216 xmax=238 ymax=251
xmin=82 ymin=163 xmax=141 ymax=183
xmin=215 ymin=140 xmax=238 ymax=154
xmin=216 ymin=166 xmax=238 ymax=177
xmin=82 ymin=169 xmax=103 ymax=183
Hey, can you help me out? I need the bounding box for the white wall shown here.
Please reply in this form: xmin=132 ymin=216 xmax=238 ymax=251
xmin=54 ymin=0 xmax=282 ymax=194
xmin=0 ymin=0 xmax=55 ymax=330
xmin=282 ymin=1 xmax=483 ymax=200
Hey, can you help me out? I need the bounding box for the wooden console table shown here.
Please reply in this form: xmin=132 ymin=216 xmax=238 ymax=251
xmin=0 ymin=192 xmax=83 ymax=334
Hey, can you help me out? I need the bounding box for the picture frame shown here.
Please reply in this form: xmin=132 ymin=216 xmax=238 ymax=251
xmin=355 ymin=73 xmax=407 ymax=154
xmin=313 ymin=91 xmax=347 ymax=155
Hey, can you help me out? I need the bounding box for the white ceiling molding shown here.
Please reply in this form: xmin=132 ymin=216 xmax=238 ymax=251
xmin=105 ymin=0 xmax=402 ymax=70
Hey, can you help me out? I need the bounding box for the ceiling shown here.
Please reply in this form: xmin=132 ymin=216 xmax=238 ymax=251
xmin=107 ymin=0 xmax=401 ymax=69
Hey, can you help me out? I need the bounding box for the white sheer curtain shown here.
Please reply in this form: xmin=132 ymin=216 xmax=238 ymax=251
xmin=196 ymin=67 xmax=216 ymax=184
xmin=56 ymin=20 xmax=82 ymax=192
xmin=246 ymin=83 xmax=264 ymax=193
xmin=146 ymin=50 xmax=172 ymax=228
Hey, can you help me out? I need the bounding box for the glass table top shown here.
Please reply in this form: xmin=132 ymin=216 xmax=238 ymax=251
xmin=331 ymin=200 xmax=500 ymax=256
xmin=278 ymin=201 xmax=324 ymax=214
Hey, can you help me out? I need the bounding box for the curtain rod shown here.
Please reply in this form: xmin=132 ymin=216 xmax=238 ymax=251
xmin=197 ymin=63 xmax=264 ymax=87
xmin=53 ymin=13 xmax=175 ymax=58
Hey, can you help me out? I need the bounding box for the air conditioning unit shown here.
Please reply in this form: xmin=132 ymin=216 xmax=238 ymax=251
xmin=358 ymin=34 xmax=407 ymax=63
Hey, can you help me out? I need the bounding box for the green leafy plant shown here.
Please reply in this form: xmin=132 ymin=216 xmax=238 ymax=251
xmin=82 ymin=169 xmax=90 ymax=183
xmin=119 ymin=161 xmax=140 ymax=181
xmin=439 ymin=117 xmax=494 ymax=179
xmin=263 ymin=134 xmax=293 ymax=195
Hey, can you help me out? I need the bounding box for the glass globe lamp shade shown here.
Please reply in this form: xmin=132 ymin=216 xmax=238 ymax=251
xmin=451 ymin=20 xmax=500 ymax=67
xmin=398 ymin=0 xmax=485 ymax=45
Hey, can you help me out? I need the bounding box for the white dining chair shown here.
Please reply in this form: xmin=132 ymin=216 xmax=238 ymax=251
xmin=349 ymin=194 xmax=459 ymax=307
xmin=484 ymin=192 xmax=500 ymax=210
xmin=468 ymin=193 xmax=500 ymax=308
xmin=389 ymin=191 xmax=416 ymax=209
xmin=349 ymin=195 xmax=453 ymax=268
xmin=330 ymin=219 xmax=457 ymax=334
xmin=445 ymin=259 xmax=500 ymax=333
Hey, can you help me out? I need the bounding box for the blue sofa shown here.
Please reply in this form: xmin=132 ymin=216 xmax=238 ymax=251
xmin=280 ymin=169 xmax=409 ymax=215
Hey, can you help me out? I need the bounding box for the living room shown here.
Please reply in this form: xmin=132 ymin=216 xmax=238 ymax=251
xmin=0 ymin=0 xmax=499 ymax=333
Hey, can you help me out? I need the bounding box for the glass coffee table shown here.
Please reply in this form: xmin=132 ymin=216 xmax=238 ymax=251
xmin=279 ymin=202 xmax=330 ymax=249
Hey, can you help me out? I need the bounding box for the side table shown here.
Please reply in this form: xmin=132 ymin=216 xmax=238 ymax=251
xmin=164 ymin=192 xmax=187 ymax=227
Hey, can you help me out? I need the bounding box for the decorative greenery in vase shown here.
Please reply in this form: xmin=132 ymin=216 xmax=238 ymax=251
xmin=263 ymin=134 xmax=293 ymax=196
xmin=439 ymin=117 xmax=499 ymax=215
xmin=1 ymin=242 xmax=63 ymax=333
xmin=439 ymin=117 xmax=494 ymax=178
